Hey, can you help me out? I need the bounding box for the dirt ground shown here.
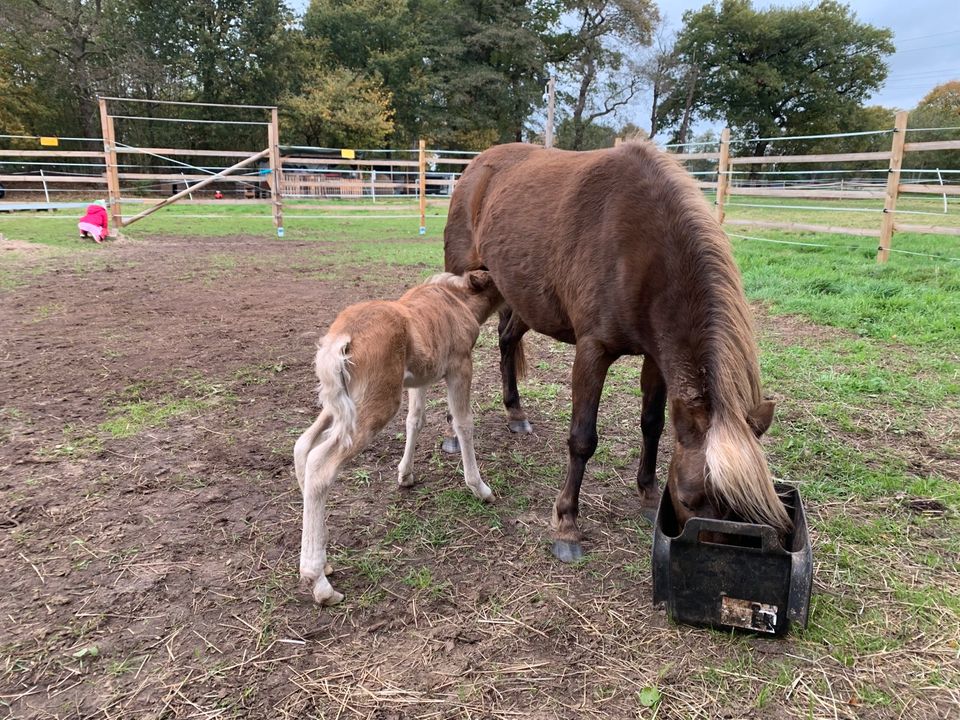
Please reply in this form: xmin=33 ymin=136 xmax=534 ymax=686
xmin=0 ymin=235 xmax=954 ymax=719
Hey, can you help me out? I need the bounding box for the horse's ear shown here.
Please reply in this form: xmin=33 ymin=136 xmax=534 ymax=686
xmin=747 ymin=398 xmax=776 ymax=438
xmin=671 ymin=399 xmax=708 ymax=446
xmin=466 ymin=270 xmax=492 ymax=291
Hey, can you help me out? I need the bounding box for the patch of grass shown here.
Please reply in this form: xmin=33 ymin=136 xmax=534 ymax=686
xmin=734 ymin=229 xmax=960 ymax=353
xmin=97 ymin=375 xmax=237 ymax=439
xmin=99 ymin=397 xmax=207 ymax=438
xmin=383 ymin=506 xmax=451 ymax=549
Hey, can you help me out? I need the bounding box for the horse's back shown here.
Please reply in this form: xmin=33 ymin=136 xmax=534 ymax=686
xmin=445 ymin=141 xmax=704 ymax=348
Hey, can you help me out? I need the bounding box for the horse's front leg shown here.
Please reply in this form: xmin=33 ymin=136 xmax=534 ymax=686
xmin=637 ymin=355 xmax=667 ymax=516
xmin=551 ymin=339 xmax=615 ymax=562
xmin=446 ymin=355 xmax=493 ymax=502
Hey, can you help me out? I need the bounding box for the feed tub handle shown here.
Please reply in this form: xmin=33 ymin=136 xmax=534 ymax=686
xmin=681 ymin=518 xmax=783 ymax=552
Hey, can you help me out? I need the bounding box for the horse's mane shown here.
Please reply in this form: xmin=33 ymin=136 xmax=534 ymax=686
xmin=627 ymin=142 xmax=791 ymax=530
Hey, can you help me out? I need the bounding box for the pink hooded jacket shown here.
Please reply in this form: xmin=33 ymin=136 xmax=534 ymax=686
xmin=79 ymin=204 xmax=108 ymax=231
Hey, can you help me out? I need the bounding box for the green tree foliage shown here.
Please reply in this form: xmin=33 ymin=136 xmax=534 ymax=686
xmin=554 ymin=118 xmax=618 ymax=150
xmin=658 ymin=0 xmax=894 ymax=156
xmin=0 ymin=0 xmax=122 ymax=138
xmin=282 ymin=68 xmax=394 ymax=148
xmin=303 ymin=0 xmax=553 ymax=148
xmin=0 ymin=0 xmax=294 ymax=148
xmin=909 ymin=81 xmax=960 ymax=171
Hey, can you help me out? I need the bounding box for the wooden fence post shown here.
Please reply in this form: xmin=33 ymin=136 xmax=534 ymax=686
xmin=268 ymin=107 xmax=284 ymax=236
xmin=878 ymin=110 xmax=909 ymax=263
xmin=715 ymin=127 xmax=731 ymax=225
xmin=97 ymin=97 xmax=122 ymax=233
xmin=418 ymin=139 xmax=427 ymax=235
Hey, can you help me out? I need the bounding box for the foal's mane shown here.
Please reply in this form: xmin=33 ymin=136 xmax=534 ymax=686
xmin=628 ymin=143 xmax=791 ymax=530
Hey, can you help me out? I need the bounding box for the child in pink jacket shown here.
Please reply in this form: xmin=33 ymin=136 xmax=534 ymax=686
xmin=78 ymin=200 xmax=109 ymax=243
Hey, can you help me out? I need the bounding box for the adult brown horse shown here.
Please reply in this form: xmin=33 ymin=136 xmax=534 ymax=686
xmin=444 ymin=141 xmax=791 ymax=562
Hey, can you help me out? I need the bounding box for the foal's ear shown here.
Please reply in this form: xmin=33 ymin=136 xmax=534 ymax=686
xmin=747 ymin=398 xmax=776 ymax=438
xmin=671 ymin=399 xmax=709 ymax=446
xmin=466 ymin=269 xmax=493 ymax=292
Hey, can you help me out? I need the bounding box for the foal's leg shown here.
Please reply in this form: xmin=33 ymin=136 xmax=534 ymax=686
xmin=441 ymin=307 xmax=531 ymax=454
xmin=636 ymin=356 xmax=667 ymax=515
xmin=293 ymin=409 xmax=332 ymax=492
xmin=397 ymin=387 xmax=427 ymax=488
xmin=551 ymin=339 xmax=615 ymax=562
xmin=446 ymin=355 xmax=493 ymax=502
xmin=300 ymin=398 xmax=400 ymax=606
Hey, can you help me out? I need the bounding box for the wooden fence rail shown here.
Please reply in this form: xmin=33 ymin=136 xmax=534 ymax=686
xmin=668 ymin=110 xmax=958 ymax=263
xmin=3 ymin=103 xmax=957 ymax=262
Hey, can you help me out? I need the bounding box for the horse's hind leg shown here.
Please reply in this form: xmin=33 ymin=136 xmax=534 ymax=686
xmin=499 ymin=308 xmax=533 ymax=434
xmin=551 ymin=339 xmax=615 ymax=563
xmin=294 ymin=409 xmax=333 ymax=492
xmin=446 ymin=355 xmax=493 ymax=502
xmin=397 ymin=387 xmax=427 ymax=488
xmin=636 ymin=356 xmax=667 ymax=517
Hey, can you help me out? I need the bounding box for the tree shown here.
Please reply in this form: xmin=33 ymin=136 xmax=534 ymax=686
xmin=657 ymin=0 xmax=894 ymax=157
xmin=553 ymin=117 xmax=618 ymax=149
xmin=304 ymin=0 xmax=553 ymax=148
xmin=551 ymin=0 xmax=658 ymax=149
xmin=638 ymin=25 xmax=680 ymax=140
xmin=909 ymin=81 xmax=960 ymax=170
xmin=0 ymin=0 xmax=123 ymax=138
xmin=912 ymin=81 xmax=960 ymax=128
xmin=283 ymin=68 xmax=394 ymax=148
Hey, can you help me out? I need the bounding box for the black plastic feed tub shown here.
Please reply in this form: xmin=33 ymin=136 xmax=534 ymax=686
xmin=652 ymin=483 xmax=813 ymax=636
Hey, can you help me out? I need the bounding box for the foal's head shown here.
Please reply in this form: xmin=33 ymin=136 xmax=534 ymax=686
xmin=668 ymin=398 xmax=790 ymax=532
xmin=429 ymin=269 xmax=504 ymax=322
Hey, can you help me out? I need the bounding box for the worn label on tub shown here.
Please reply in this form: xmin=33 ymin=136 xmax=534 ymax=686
xmin=720 ymin=596 xmax=779 ymax=633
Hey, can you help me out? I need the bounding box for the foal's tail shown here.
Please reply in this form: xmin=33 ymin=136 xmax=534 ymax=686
xmin=315 ymin=334 xmax=357 ymax=448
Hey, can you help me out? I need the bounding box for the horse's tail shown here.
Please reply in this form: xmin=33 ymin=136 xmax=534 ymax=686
xmin=314 ymin=333 xmax=357 ymax=449
xmin=512 ymin=336 xmax=528 ymax=381
xmin=705 ymin=417 xmax=792 ymax=532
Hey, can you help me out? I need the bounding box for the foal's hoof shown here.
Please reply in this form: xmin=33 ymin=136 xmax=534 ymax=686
xmin=398 ymin=471 xmax=416 ymax=488
xmin=441 ymin=436 xmax=460 ymax=454
xmin=551 ymin=540 xmax=584 ymax=563
xmin=508 ymin=419 xmax=533 ymax=434
xmin=301 ymin=575 xmax=344 ymax=606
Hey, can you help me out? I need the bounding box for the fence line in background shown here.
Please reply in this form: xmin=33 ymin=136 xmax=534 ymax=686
xmin=666 ymin=109 xmax=960 ymax=263
xmin=3 ymin=101 xmax=958 ymax=261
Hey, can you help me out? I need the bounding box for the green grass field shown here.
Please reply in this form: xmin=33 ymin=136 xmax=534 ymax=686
xmin=2 ymin=196 xmax=958 ymax=717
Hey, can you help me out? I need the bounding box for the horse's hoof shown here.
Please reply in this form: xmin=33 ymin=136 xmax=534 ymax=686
xmin=508 ymin=419 xmax=533 ymax=434
xmin=441 ymin=436 xmax=460 ymax=454
xmin=551 ymin=540 xmax=584 ymax=563
xmin=398 ymin=471 xmax=416 ymax=488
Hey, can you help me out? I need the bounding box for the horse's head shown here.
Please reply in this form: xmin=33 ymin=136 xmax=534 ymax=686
xmin=667 ymin=397 xmax=787 ymax=531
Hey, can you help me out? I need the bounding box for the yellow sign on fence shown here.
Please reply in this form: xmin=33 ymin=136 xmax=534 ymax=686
xmin=39 ymin=136 xmax=59 ymax=147
xmin=340 ymin=148 xmax=355 ymax=160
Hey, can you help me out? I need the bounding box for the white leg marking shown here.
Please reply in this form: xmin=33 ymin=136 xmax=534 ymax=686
xmin=299 ymin=438 xmax=345 ymax=606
